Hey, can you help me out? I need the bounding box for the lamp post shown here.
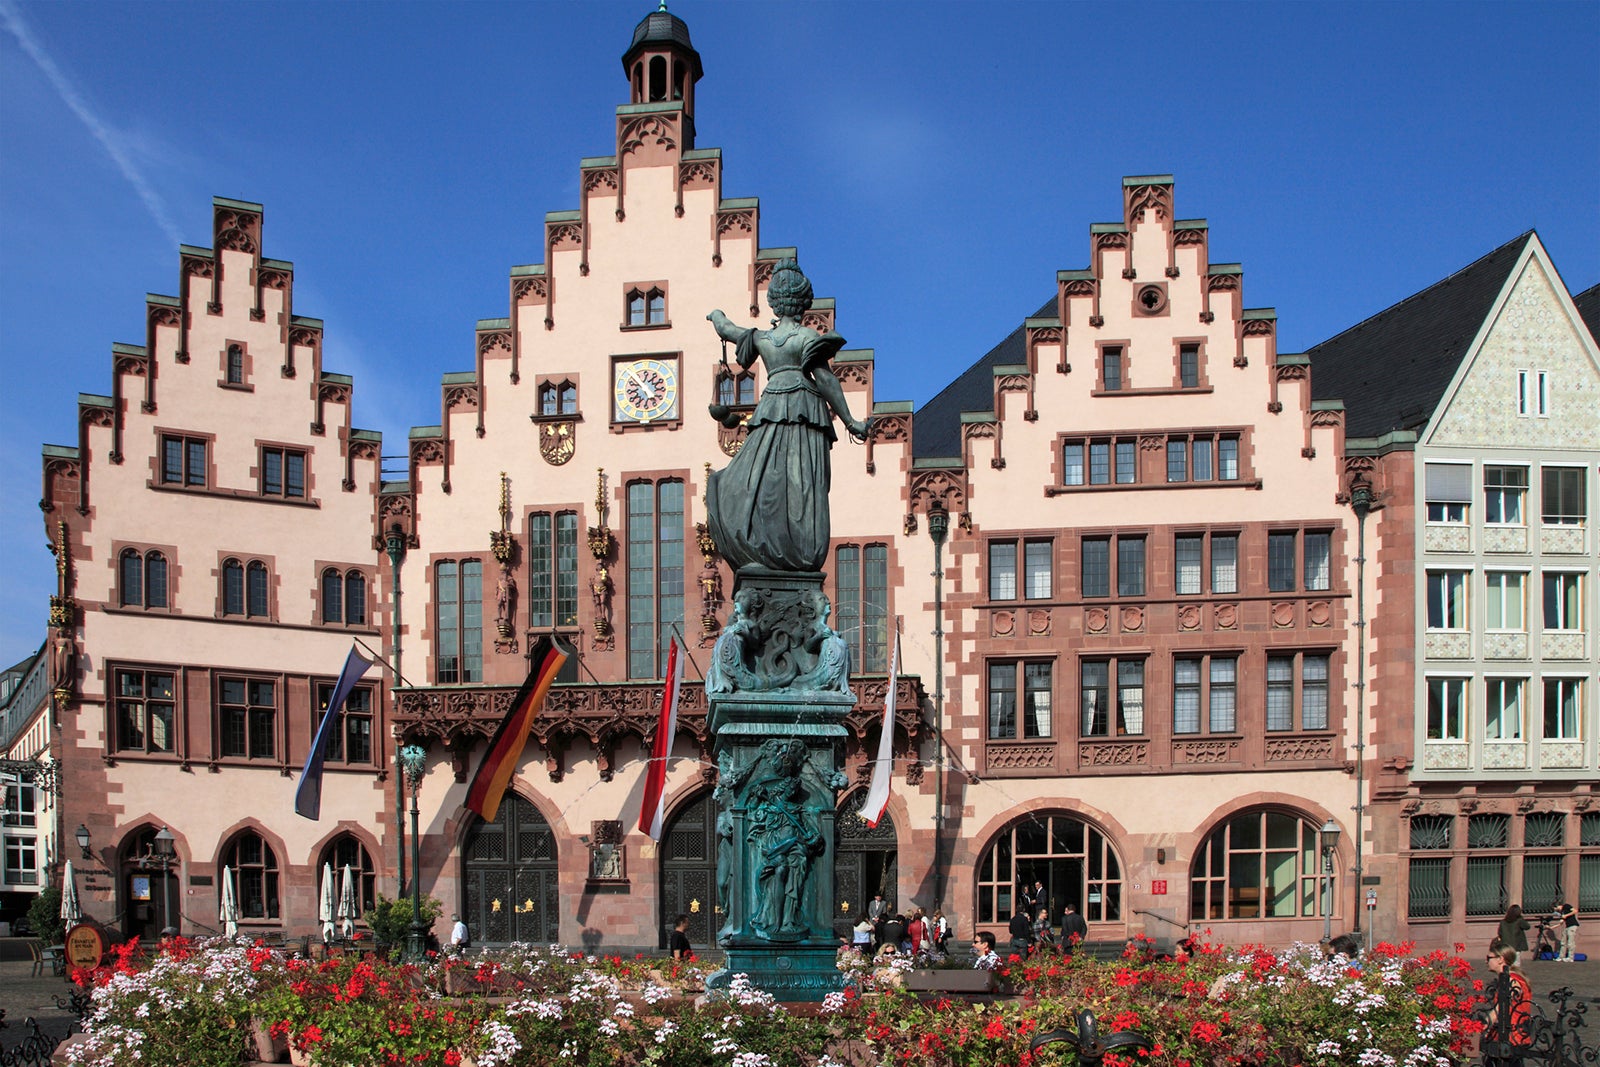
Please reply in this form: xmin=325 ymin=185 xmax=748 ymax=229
xmin=384 ymin=524 xmax=408 ymax=898
xmin=1348 ymin=482 xmax=1373 ymax=947
xmin=927 ymin=502 xmax=950 ymax=911
xmin=75 ymin=823 xmax=91 ymax=859
xmin=399 ymin=744 xmax=428 ymax=960
xmin=1320 ymin=819 xmax=1341 ymax=943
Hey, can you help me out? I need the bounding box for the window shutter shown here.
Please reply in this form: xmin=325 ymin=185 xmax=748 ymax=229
xmin=1425 ymin=463 xmax=1471 ymax=503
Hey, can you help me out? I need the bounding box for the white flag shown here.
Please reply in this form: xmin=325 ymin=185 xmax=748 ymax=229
xmin=862 ymin=629 xmax=900 ymax=827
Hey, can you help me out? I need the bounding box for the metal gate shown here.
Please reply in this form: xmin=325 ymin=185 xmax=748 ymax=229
xmin=659 ymin=790 xmax=718 ymax=949
xmin=462 ymin=793 xmax=560 ymax=944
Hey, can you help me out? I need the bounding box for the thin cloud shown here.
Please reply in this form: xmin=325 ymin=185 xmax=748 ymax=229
xmin=1 ymin=0 xmax=182 ymax=245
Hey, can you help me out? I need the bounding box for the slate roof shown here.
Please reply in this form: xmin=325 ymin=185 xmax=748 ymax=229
xmin=1573 ymin=282 xmax=1600 ymax=344
xmin=1307 ymin=233 xmax=1531 ymax=440
xmin=911 ymin=296 xmax=1056 ymax=459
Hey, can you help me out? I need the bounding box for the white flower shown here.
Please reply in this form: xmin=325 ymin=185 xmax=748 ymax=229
xmin=820 ymin=990 xmax=849 ymax=1014
xmin=654 ymin=1019 xmax=679 ymax=1044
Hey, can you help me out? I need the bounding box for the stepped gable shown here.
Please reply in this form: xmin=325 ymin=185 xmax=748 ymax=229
xmin=1306 ymin=233 xmax=1530 ymax=439
xmin=910 ymin=296 xmax=1055 ymax=460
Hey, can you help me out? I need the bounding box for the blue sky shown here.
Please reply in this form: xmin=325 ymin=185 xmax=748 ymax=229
xmin=1 ymin=0 xmax=1596 ymax=668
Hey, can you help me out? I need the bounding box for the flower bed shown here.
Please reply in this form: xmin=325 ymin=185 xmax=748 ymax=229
xmin=60 ymin=934 xmax=1490 ymax=1066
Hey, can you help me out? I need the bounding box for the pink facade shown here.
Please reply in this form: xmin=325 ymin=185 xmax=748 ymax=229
xmin=30 ymin=8 xmax=1598 ymax=954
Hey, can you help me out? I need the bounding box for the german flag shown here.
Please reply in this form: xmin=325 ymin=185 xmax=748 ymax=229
xmin=464 ymin=635 xmax=568 ymax=822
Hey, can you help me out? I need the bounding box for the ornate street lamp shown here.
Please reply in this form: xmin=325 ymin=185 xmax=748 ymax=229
xmin=399 ymin=744 xmax=429 ymax=960
xmin=1320 ymin=819 xmax=1342 ymax=943
xmin=385 ymin=523 xmax=409 ymax=897
xmin=927 ymin=501 xmax=949 ymax=910
xmin=1348 ymin=481 xmax=1374 ymax=947
xmin=75 ymin=823 xmax=92 ymax=859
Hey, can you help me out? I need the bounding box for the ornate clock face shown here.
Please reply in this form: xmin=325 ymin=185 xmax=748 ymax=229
xmin=613 ymin=357 xmax=679 ymax=424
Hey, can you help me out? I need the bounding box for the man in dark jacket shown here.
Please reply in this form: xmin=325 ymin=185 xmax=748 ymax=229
xmin=1061 ymin=902 xmax=1089 ymax=955
xmin=1007 ymin=907 xmax=1034 ymax=958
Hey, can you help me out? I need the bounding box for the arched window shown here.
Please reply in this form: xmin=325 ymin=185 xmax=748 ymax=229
xmin=226 ymin=345 xmax=244 ymax=385
xmin=738 ymin=374 xmax=756 ymax=405
xmin=558 ymin=382 xmax=578 ymax=414
xmin=120 ymin=549 xmax=143 ymax=607
xmin=321 ymin=568 xmax=343 ymax=623
xmin=976 ymin=811 xmax=1123 ymax=925
xmin=318 ymin=834 xmax=377 ymax=917
xmin=648 ymin=55 xmax=667 ymax=101
xmin=539 ymin=383 xmax=559 ymax=416
xmin=222 ymin=831 xmax=280 ymax=920
xmin=246 ymin=562 xmax=269 ymax=617
xmin=647 ymin=288 xmax=665 ymax=322
xmin=345 ymin=572 xmax=366 ymax=626
xmin=717 ymin=373 xmax=736 ymax=406
xmin=145 ymin=552 xmax=167 ymax=608
xmin=627 ymin=291 xmax=647 ymax=327
xmin=223 ymin=559 xmax=245 ymax=615
xmin=1190 ymin=808 xmax=1331 ymax=921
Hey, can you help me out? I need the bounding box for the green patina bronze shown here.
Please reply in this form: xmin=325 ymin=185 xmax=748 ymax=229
xmin=702 ymin=261 xmax=868 ymax=999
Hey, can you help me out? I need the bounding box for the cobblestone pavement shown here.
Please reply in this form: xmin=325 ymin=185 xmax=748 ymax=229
xmin=0 ymin=959 xmax=79 ymax=1044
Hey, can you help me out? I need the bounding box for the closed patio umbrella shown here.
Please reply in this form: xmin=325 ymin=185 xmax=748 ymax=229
xmin=319 ymin=861 xmax=336 ymax=943
xmin=60 ymin=860 xmax=82 ymax=927
xmin=219 ymin=865 xmax=239 ymax=938
xmin=337 ymin=864 xmax=357 ymax=939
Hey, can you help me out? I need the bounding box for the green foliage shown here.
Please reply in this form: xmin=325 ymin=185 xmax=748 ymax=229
xmin=27 ymin=885 xmax=65 ymax=945
xmin=363 ymin=892 xmax=445 ymax=948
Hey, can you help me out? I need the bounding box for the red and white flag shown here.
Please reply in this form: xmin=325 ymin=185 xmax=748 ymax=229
xmin=638 ymin=637 xmax=684 ymax=840
xmin=862 ymin=626 xmax=900 ymax=827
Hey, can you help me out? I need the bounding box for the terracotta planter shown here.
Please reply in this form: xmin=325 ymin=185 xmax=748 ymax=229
xmin=250 ymin=1017 xmax=289 ymax=1062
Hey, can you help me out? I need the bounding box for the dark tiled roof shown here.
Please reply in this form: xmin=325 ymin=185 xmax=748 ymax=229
xmin=623 ymin=9 xmax=703 ymax=79
xmin=912 ymin=297 xmax=1056 ymax=459
xmin=1573 ymin=282 xmax=1600 ymax=344
xmin=1307 ymin=234 xmax=1531 ymax=440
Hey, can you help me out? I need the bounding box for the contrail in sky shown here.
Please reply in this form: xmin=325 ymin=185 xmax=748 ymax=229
xmin=1 ymin=0 xmax=184 ymax=246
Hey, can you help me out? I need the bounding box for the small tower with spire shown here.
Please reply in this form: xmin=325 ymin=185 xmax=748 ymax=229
xmin=621 ymin=2 xmax=704 ymax=144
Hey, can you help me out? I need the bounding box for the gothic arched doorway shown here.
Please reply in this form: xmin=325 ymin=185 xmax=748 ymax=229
xmin=835 ymin=789 xmax=897 ymax=925
xmin=462 ymin=793 xmax=559 ymax=944
xmin=118 ymin=825 xmax=180 ymax=942
xmin=659 ymin=790 xmax=718 ymax=950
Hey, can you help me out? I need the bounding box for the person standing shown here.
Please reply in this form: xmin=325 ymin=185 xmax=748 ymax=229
xmin=1482 ymin=941 xmax=1531 ymax=1066
xmin=1007 ymin=906 xmax=1034 ymax=958
xmin=449 ymin=914 xmax=470 ymax=956
xmin=1554 ymin=900 xmax=1580 ymax=962
xmin=1497 ymin=904 xmax=1531 ymax=956
xmin=867 ymin=893 xmax=888 ymax=922
xmin=669 ymin=913 xmax=693 ymax=959
xmin=1060 ymin=902 xmax=1089 ymax=956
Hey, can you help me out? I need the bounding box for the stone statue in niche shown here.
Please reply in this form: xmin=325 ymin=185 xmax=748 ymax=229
xmin=705 ymin=260 xmax=871 ymax=574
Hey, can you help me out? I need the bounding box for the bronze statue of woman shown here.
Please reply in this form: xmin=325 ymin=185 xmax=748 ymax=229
xmin=706 ymin=260 xmax=870 ymax=574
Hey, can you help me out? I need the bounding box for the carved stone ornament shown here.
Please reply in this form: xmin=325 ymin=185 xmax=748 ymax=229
xmin=540 ymin=421 xmax=576 ymax=465
xmin=619 ymin=113 xmax=678 ymax=156
xmin=706 ymin=579 xmax=851 ymax=698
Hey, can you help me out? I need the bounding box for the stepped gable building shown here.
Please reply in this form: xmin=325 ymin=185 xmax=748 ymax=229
xmin=1308 ymin=234 xmax=1600 ymax=943
xmin=37 ymin=194 xmax=392 ymax=943
xmin=28 ymin=5 xmax=1595 ymax=954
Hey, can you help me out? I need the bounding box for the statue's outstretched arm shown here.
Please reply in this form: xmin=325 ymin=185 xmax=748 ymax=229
xmin=812 ymin=364 xmax=871 ymax=440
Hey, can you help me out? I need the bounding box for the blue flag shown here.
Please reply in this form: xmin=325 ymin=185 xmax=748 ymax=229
xmin=295 ymin=646 xmax=378 ymax=820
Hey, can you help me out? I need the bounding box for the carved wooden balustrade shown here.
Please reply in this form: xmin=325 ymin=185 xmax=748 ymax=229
xmin=392 ymin=675 xmax=925 ymax=783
